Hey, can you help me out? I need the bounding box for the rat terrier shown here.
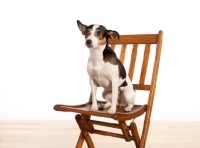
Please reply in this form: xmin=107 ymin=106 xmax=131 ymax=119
xmin=77 ymin=20 xmax=136 ymax=114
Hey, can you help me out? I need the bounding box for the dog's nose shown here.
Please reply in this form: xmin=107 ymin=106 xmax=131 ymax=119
xmin=86 ymin=39 xmax=92 ymax=46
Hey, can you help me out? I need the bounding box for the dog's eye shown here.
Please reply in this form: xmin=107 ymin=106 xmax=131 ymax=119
xmin=97 ymin=31 xmax=101 ymax=36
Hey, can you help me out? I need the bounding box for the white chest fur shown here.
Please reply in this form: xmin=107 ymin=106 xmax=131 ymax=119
xmin=87 ymin=59 xmax=113 ymax=89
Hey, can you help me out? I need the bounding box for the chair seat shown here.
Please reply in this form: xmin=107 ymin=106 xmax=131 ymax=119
xmin=54 ymin=101 xmax=147 ymax=121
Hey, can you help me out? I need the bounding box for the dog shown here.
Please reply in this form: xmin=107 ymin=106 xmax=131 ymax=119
xmin=77 ymin=20 xmax=136 ymax=114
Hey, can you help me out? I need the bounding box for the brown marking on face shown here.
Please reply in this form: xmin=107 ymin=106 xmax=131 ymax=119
xmin=98 ymin=37 xmax=106 ymax=45
xmin=94 ymin=28 xmax=107 ymax=45
xmin=94 ymin=29 xmax=102 ymax=39
xmin=85 ymin=29 xmax=92 ymax=39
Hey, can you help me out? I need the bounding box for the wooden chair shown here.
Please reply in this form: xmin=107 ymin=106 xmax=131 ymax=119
xmin=54 ymin=31 xmax=163 ymax=148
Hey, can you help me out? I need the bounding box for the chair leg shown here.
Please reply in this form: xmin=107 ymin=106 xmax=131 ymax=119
xmin=139 ymin=119 xmax=150 ymax=148
xmin=81 ymin=114 xmax=94 ymax=133
xmin=75 ymin=114 xmax=95 ymax=148
xmin=118 ymin=121 xmax=131 ymax=142
xmin=76 ymin=132 xmax=84 ymax=148
xmin=130 ymin=122 xmax=140 ymax=148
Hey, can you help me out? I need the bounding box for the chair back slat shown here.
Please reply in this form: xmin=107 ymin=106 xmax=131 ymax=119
xmin=110 ymin=44 xmax=116 ymax=51
xmin=119 ymin=44 xmax=127 ymax=64
xmin=139 ymin=44 xmax=151 ymax=84
xmin=133 ymin=84 xmax=150 ymax=91
xmin=108 ymin=34 xmax=158 ymax=44
xmin=128 ymin=44 xmax=138 ymax=81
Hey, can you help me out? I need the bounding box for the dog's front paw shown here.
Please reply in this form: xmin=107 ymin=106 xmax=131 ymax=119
xmin=98 ymin=102 xmax=111 ymax=110
xmin=118 ymin=103 xmax=126 ymax=107
xmin=107 ymin=107 xmax=116 ymax=114
xmin=124 ymin=104 xmax=133 ymax=112
xmin=91 ymin=104 xmax=98 ymax=111
xmin=124 ymin=106 xmax=132 ymax=112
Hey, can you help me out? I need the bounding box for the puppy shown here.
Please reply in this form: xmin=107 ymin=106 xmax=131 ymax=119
xmin=77 ymin=20 xmax=136 ymax=114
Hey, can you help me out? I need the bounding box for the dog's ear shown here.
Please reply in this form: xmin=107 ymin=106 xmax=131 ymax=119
xmin=77 ymin=20 xmax=87 ymax=35
xmin=107 ymin=30 xmax=120 ymax=39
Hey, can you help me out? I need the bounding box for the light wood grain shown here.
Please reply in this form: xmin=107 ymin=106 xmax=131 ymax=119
xmin=139 ymin=44 xmax=151 ymax=84
xmin=139 ymin=31 xmax=163 ymax=148
xmin=108 ymin=34 xmax=158 ymax=44
xmin=0 ymin=120 xmax=200 ymax=148
xmin=119 ymin=44 xmax=127 ymax=64
xmin=128 ymin=44 xmax=138 ymax=81
xmin=110 ymin=44 xmax=116 ymax=51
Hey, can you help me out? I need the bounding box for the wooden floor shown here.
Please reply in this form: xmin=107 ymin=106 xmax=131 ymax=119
xmin=0 ymin=120 xmax=200 ymax=148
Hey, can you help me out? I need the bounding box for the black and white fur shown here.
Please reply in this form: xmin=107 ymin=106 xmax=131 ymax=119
xmin=77 ymin=20 xmax=136 ymax=114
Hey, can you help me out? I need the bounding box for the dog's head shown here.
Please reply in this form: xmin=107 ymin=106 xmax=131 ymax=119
xmin=77 ymin=20 xmax=120 ymax=49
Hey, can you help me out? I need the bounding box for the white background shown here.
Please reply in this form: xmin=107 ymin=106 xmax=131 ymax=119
xmin=0 ymin=0 xmax=200 ymax=121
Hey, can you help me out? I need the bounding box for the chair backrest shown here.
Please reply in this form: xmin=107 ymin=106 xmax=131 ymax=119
xmin=108 ymin=32 xmax=163 ymax=145
xmin=108 ymin=31 xmax=163 ymax=107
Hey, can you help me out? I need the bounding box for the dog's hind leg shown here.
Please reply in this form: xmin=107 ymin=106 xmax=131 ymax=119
xmin=118 ymin=90 xmax=127 ymax=107
xmin=122 ymin=86 xmax=136 ymax=112
xmin=98 ymin=89 xmax=112 ymax=110
xmin=98 ymin=102 xmax=112 ymax=110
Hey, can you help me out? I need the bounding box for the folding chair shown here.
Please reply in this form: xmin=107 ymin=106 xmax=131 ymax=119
xmin=54 ymin=31 xmax=163 ymax=148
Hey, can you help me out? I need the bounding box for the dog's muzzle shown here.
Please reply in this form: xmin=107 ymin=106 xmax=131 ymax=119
xmin=85 ymin=39 xmax=99 ymax=49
